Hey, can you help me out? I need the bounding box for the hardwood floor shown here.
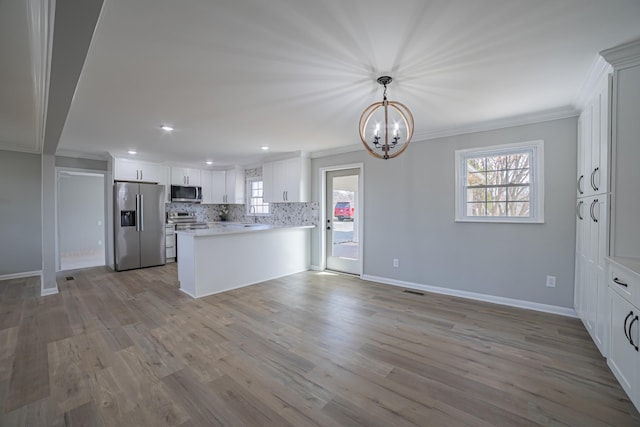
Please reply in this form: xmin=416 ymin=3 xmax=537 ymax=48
xmin=1 ymin=265 xmax=638 ymax=426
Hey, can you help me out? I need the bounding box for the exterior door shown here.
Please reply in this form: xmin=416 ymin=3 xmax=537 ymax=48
xmin=326 ymin=168 xmax=360 ymax=274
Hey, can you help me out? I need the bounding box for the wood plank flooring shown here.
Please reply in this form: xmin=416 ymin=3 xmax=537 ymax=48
xmin=1 ymin=265 xmax=639 ymax=426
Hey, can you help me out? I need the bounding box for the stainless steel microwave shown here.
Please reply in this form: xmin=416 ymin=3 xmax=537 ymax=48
xmin=170 ymin=185 xmax=202 ymax=203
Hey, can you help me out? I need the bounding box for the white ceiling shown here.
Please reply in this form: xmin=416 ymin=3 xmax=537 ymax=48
xmin=0 ymin=0 xmax=38 ymax=153
xmin=4 ymin=1 xmax=640 ymax=166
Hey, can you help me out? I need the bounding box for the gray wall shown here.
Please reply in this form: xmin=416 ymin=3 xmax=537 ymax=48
xmin=311 ymin=118 xmax=577 ymax=308
xmin=58 ymin=173 xmax=105 ymax=253
xmin=0 ymin=150 xmax=42 ymax=275
xmin=56 ymin=155 xmax=108 ymax=171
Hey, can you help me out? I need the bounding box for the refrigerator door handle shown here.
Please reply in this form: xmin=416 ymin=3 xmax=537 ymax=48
xmin=140 ymin=194 xmax=144 ymax=231
xmin=135 ymin=194 xmax=141 ymax=231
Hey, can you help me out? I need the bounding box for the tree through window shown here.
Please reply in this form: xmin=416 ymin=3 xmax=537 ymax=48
xmin=455 ymin=141 xmax=544 ymax=223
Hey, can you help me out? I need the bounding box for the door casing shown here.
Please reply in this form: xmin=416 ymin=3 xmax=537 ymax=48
xmin=319 ymin=163 xmax=364 ymax=276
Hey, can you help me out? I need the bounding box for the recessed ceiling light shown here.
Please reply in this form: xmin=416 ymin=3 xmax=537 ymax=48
xmin=206 ymin=160 xmax=213 ymax=165
xmin=160 ymin=125 xmax=174 ymax=131
xmin=128 ymin=150 xmax=137 ymax=155
xmin=261 ymin=146 xmax=269 ymax=151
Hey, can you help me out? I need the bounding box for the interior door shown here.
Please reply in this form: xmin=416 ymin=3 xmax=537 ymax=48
xmin=326 ymin=168 xmax=360 ymax=275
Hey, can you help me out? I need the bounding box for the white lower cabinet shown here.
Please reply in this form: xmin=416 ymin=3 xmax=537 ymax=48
xmin=609 ymin=289 xmax=637 ymax=398
xmin=607 ymin=257 xmax=640 ymax=412
xmin=575 ymin=195 xmax=609 ymax=356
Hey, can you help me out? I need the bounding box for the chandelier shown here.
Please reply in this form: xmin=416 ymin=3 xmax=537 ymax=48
xmin=359 ymin=76 xmax=414 ymax=160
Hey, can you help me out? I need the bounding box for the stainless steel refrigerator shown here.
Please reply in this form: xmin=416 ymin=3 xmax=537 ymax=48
xmin=114 ymin=182 xmax=166 ymax=271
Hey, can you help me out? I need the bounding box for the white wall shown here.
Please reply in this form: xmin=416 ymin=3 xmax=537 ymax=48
xmin=0 ymin=150 xmax=42 ymax=275
xmin=58 ymin=173 xmax=104 ymax=254
xmin=311 ymin=117 xmax=577 ymax=308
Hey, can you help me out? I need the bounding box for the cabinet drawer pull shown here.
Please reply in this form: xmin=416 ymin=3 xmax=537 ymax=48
xmin=613 ymin=277 xmax=628 ymax=287
xmin=577 ymin=175 xmax=584 ymax=194
xmin=630 ymin=315 xmax=639 ymax=352
xmin=624 ymin=311 xmax=633 ymax=344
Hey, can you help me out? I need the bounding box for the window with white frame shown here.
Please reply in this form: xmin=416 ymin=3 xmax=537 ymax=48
xmin=455 ymin=140 xmax=544 ymax=223
xmin=246 ymin=177 xmax=269 ymax=215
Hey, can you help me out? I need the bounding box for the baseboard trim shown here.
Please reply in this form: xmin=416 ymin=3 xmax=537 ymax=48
xmin=41 ymin=286 xmax=59 ymax=297
xmin=361 ymin=274 xmax=578 ymax=318
xmin=309 ymin=265 xmax=322 ymax=271
xmin=180 ymin=267 xmax=311 ymax=299
xmin=0 ymin=270 xmax=42 ymax=281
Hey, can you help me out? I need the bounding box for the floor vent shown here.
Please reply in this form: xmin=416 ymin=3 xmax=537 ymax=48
xmin=66 ymin=276 xmax=75 ymax=281
xmin=403 ymin=289 xmax=424 ymax=296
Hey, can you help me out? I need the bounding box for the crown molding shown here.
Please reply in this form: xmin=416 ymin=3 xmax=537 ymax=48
xmin=27 ymin=0 xmax=54 ymax=154
xmin=0 ymin=142 xmax=41 ymax=154
xmin=411 ymin=106 xmax=579 ymax=143
xmin=601 ymin=38 xmax=640 ymax=69
xmin=310 ymin=144 xmax=362 ymax=159
xmin=573 ymin=55 xmax=612 ymax=111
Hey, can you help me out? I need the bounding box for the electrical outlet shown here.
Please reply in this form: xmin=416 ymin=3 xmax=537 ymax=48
xmin=393 ymin=259 xmax=399 ymax=268
xmin=546 ymin=275 xmax=556 ymax=288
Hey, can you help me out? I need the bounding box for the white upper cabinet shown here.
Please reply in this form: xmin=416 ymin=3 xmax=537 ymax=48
xmin=114 ymin=158 xmax=168 ymax=184
xmin=577 ymin=77 xmax=610 ymax=198
xmin=210 ymin=170 xmax=227 ymax=204
xmin=171 ymin=167 xmax=201 ymax=186
xmin=200 ymin=169 xmax=212 ymax=204
xmin=224 ymin=167 xmax=245 ymax=204
xmin=113 ymin=158 xmax=170 ymax=202
xmin=263 ymin=156 xmax=310 ymax=203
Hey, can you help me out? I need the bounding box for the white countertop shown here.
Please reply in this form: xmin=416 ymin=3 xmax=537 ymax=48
xmin=176 ymin=223 xmax=314 ymax=237
xmin=607 ymin=256 xmax=640 ymax=277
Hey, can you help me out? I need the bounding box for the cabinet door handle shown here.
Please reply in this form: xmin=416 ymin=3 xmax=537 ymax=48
xmin=614 ymin=277 xmax=628 ymax=287
xmin=140 ymin=170 xmax=143 ymax=180
xmin=577 ymin=175 xmax=584 ymax=195
xmin=576 ymin=201 xmax=583 ymax=220
xmin=592 ymin=199 xmax=598 ymax=223
xmin=629 ymin=315 xmax=639 ymax=352
xmin=589 ymin=200 xmax=597 ymax=222
xmin=590 ymin=167 xmax=599 ymax=191
xmin=624 ymin=311 xmax=634 ymax=344
xmin=136 ymin=170 xmax=139 ymax=180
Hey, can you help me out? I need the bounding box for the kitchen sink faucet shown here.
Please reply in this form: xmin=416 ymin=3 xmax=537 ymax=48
xmin=249 ymin=205 xmax=258 ymax=223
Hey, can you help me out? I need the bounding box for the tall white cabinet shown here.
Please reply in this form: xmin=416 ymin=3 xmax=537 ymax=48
xmin=601 ymin=39 xmax=640 ymax=412
xmin=574 ymin=74 xmax=611 ymax=357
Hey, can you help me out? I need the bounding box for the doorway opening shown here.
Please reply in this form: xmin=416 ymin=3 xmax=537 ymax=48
xmin=56 ymin=170 xmax=106 ymax=271
xmin=322 ymin=165 xmax=363 ymax=275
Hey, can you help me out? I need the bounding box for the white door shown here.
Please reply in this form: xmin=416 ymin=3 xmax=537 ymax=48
xmin=326 ymin=168 xmax=360 ymax=275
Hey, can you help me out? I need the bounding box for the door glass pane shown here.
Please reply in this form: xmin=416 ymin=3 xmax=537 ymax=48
xmin=331 ymin=175 xmax=359 ymax=260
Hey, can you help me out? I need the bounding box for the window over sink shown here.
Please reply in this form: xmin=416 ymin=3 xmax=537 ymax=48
xmin=246 ymin=177 xmax=269 ymax=215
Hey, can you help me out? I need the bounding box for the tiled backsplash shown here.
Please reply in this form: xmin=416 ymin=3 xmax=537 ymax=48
xmin=166 ymin=202 xmax=319 ymax=226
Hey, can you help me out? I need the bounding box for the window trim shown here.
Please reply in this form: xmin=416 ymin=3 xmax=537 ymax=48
xmin=454 ymin=140 xmax=544 ymax=224
xmin=246 ymin=176 xmax=270 ymax=216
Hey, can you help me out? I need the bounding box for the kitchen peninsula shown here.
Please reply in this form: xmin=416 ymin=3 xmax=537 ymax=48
xmin=176 ymin=223 xmax=313 ymax=298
